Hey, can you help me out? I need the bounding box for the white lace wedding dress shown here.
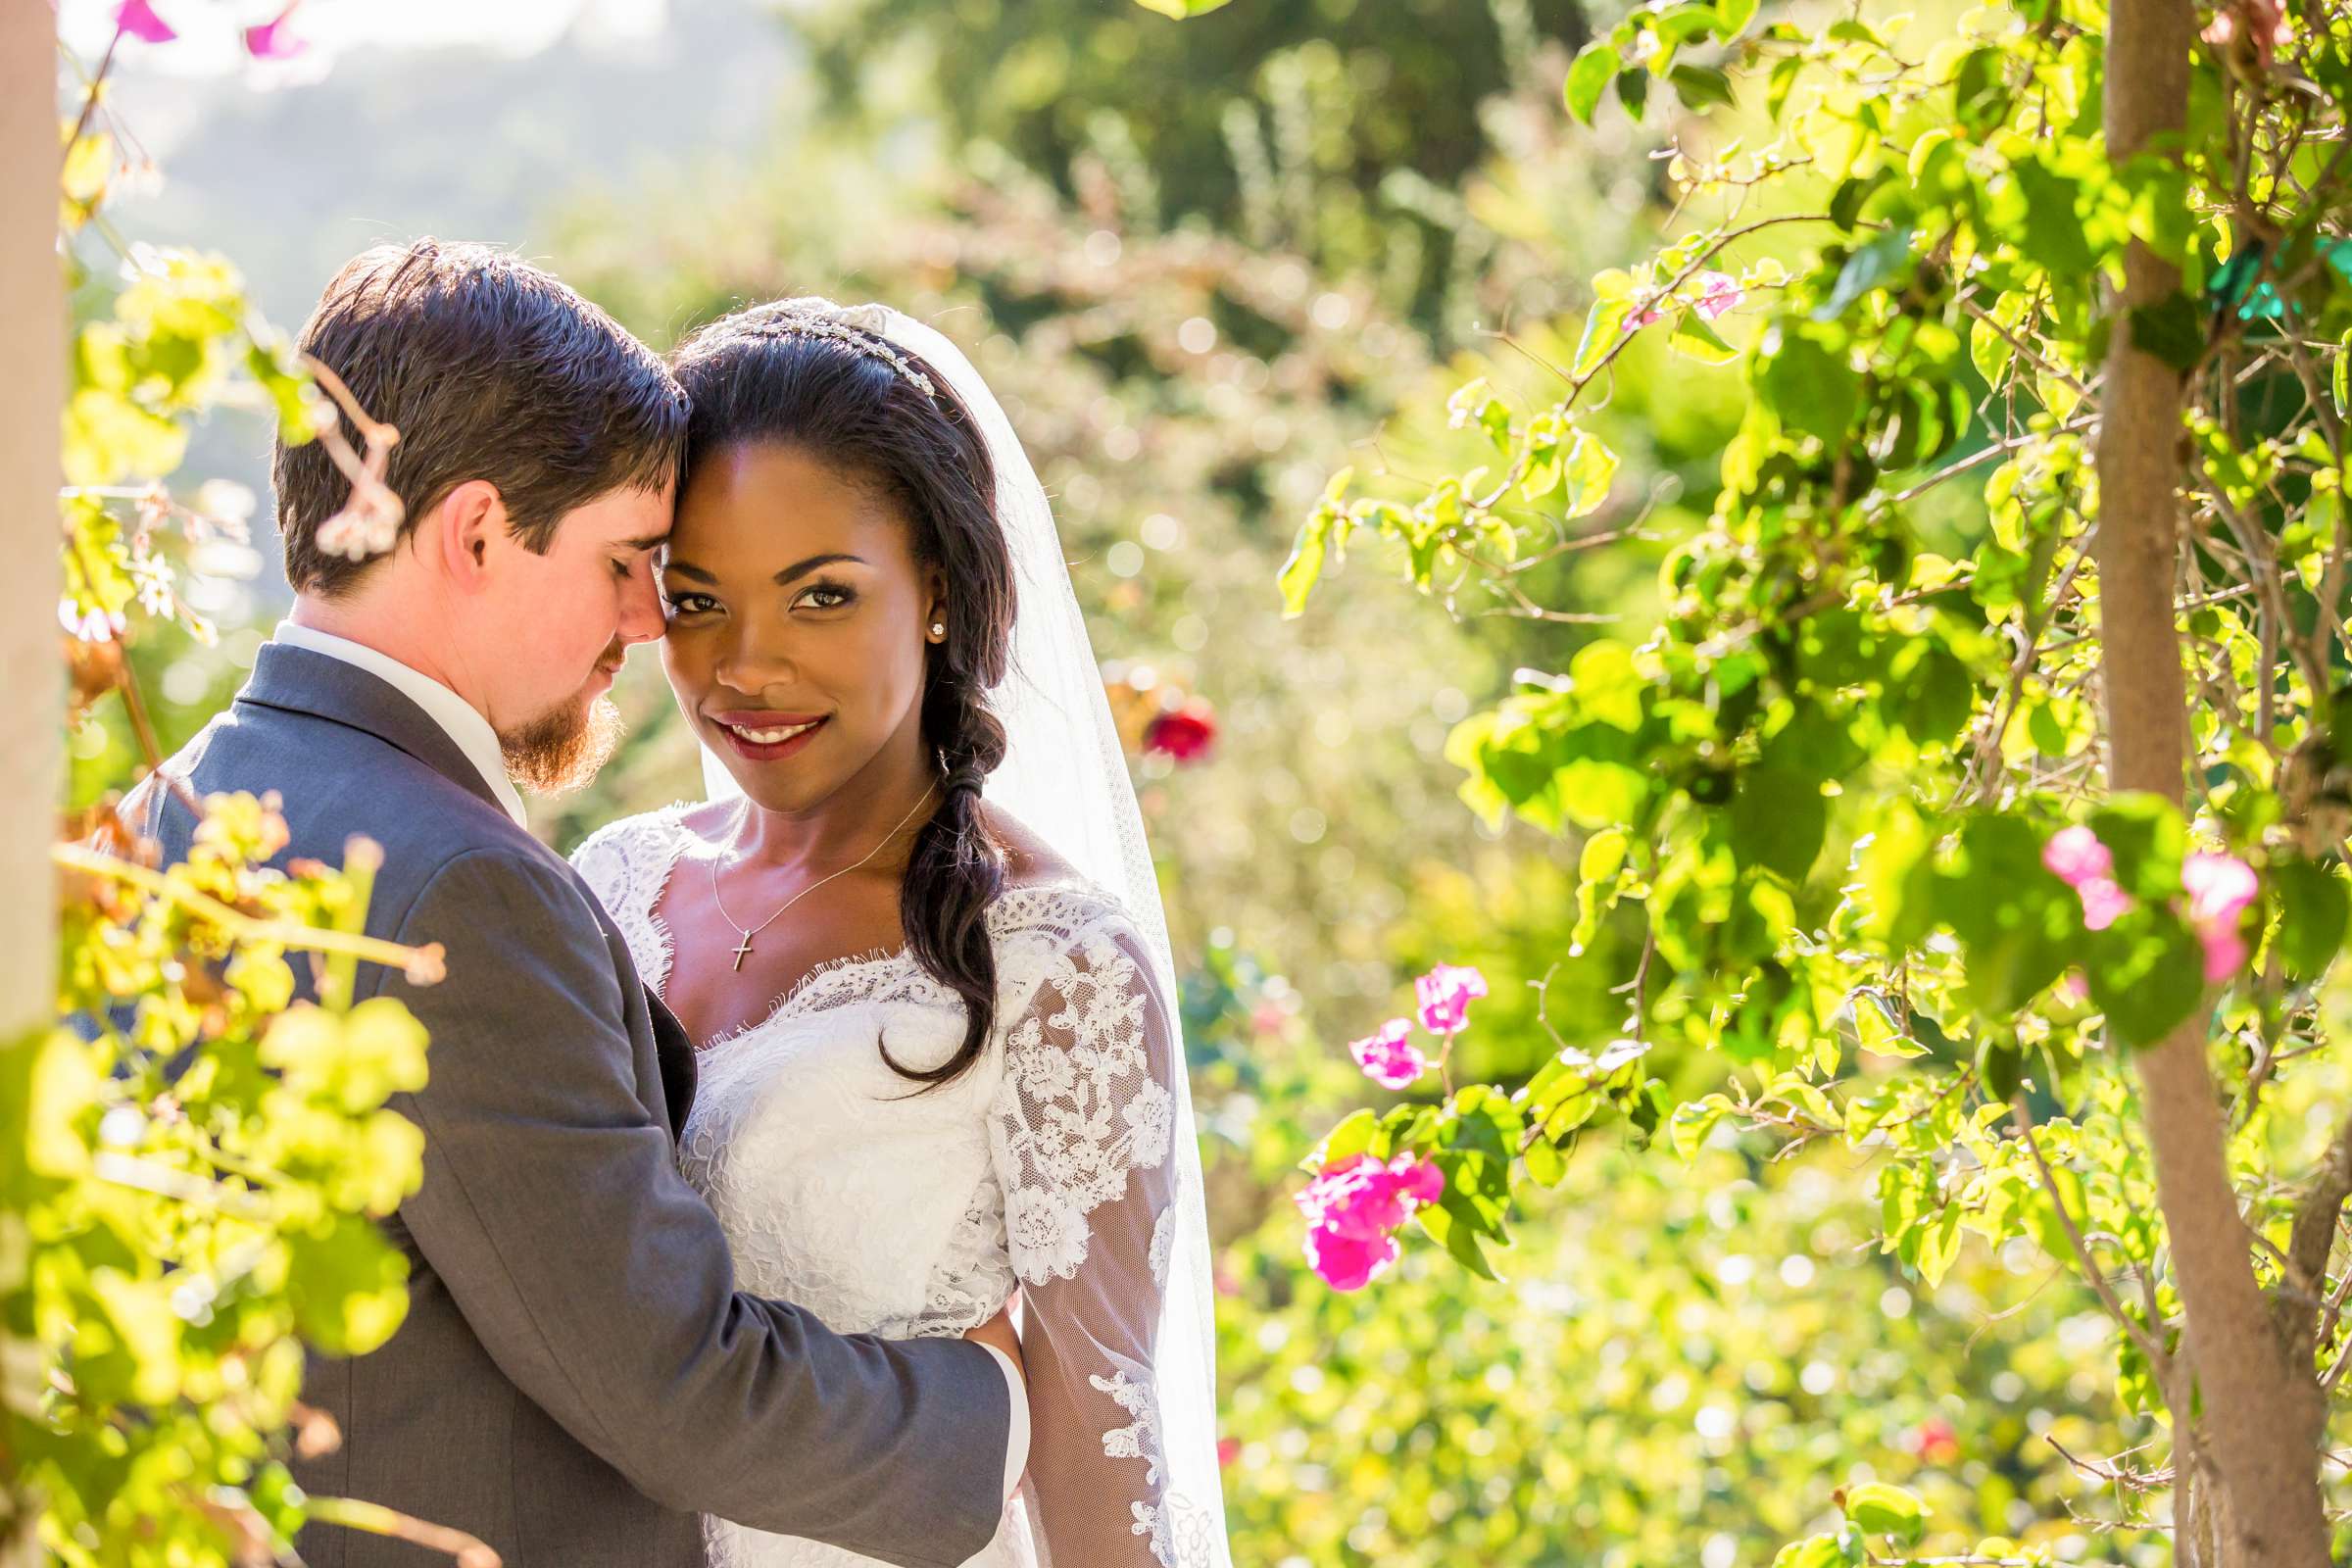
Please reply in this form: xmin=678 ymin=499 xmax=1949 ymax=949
xmin=572 ymin=806 xmax=1220 ymax=1568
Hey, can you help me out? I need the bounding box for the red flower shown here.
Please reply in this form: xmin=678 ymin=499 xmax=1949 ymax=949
xmin=1908 ymin=1415 xmax=1961 ymax=1465
xmin=1217 ymin=1438 xmax=1242 ymax=1467
xmin=1143 ymin=703 xmax=1216 ymax=763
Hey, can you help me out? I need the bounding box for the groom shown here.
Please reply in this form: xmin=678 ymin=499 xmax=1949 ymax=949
xmin=121 ymin=240 xmax=1023 ymax=1568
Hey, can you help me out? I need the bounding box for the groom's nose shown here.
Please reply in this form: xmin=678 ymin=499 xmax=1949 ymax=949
xmin=616 ymin=555 xmax=666 ymax=646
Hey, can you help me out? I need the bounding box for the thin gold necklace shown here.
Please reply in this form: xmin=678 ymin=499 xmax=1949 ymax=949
xmin=709 ymin=783 xmax=937 ymax=972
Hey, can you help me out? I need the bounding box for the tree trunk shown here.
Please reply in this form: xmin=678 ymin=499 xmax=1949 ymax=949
xmin=0 ymin=10 xmax=60 ymax=1559
xmin=2097 ymin=0 xmax=2332 ymax=1562
xmin=2 ymin=0 xmax=62 ymax=1033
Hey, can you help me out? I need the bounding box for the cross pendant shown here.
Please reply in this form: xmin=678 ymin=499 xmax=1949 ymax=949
xmin=730 ymin=932 xmax=755 ymax=971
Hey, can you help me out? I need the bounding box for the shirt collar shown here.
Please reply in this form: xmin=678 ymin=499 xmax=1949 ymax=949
xmin=270 ymin=621 xmax=531 ymax=830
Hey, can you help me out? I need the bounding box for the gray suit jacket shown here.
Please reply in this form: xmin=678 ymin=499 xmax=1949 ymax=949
xmin=123 ymin=644 xmax=1008 ymax=1568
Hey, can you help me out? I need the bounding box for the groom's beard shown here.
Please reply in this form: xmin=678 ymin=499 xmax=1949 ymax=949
xmin=501 ymin=685 xmax=625 ymax=797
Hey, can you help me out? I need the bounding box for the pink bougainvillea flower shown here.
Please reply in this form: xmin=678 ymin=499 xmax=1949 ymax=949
xmin=114 ymin=0 xmax=176 ymax=42
xmin=1296 ymin=1152 xmax=1446 ymax=1242
xmin=244 ymin=5 xmax=311 ymax=60
xmin=2043 ymin=826 xmax=2132 ymax=929
xmin=1390 ymin=1155 xmax=1444 ymax=1206
xmin=1414 ymin=963 xmax=1488 ymax=1036
xmin=1298 ymin=1152 xmax=1444 ymax=1289
xmin=2077 ymin=876 xmax=2132 ymax=931
xmin=2041 ymin=825 xmax=2114 ymax=887
xmin=1302 ymin=1223 xmax=1398 ymax=1291
xmin=1217 ymin=1438 xmax=1242 ymax=1467
xmin=1691 ymin=270 xmax=1743 ymax=320
xmin=1348 ymin=1018 xmax=1429 ymax=1091
xmin=1296 ymin=1154 xmax=1400 ymax=1240
xmin=2053 ymin=969 xmax=2089 ymax=1006
xmin=1627 ymin=271 xmax=1741 ymax=331
xmin=2182 ymin=851 xmax=2259 ymax=981
xmin=2203 ymin=0 xmax=2290 ymax=70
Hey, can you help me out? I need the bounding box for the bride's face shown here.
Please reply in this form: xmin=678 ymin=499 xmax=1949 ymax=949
xmin=660 ymin=442 xmax=946 ymax=812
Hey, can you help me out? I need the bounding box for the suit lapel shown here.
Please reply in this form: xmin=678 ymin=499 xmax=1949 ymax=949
xmin=644 ymin=991 xmax=699 ymax=1131
xmin=236 ymin=643 xmax=509 ymax=817
xmin=233 ymin=643 xmax=703 ymax=1130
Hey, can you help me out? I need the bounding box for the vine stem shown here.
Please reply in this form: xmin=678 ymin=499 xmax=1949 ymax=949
xmin=52 ymin=841 xmax=445 ymax=984
xmin=302 ymin=1497 xmax=501 ymax=1567
xmin=2009 ymin=1094 xmax=2174 ymax=1381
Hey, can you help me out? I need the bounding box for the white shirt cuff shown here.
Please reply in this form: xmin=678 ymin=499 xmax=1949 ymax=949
xmin=976 ymin=1342 xmax=1029 ymax=1498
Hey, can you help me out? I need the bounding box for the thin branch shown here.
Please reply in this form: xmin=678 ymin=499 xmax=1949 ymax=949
xmin=54 ymin=842 xmax=445 ymax=984
xmin=2011 ymin=1095 xmax=2175 ymax=1381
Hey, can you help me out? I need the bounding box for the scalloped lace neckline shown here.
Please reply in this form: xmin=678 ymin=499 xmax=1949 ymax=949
xmin=621 ymin=805 xmax=1107 ymax=1048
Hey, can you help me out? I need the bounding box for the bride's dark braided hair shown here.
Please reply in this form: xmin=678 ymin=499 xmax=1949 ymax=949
xmin=669 ymin=302 xmax=1016 ymax=1090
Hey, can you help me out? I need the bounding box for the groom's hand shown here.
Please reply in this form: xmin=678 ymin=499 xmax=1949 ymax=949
xmin=961 ymin=1298 xmax=1023 ymax=1383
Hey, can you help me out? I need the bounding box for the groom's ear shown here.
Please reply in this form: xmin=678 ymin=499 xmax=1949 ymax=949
xmin=427 ymin=479 xmax=511 ymax=589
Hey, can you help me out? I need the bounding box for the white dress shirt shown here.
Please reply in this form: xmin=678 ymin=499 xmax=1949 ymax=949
xmin=269 ymin=621 xmax=1032 ymax=1499
xmin=272 ymin=620 xmax=531 ymax=829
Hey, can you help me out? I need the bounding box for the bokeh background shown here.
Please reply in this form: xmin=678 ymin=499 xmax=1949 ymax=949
xmin=65 ymin=1 xmax=2147 ymax=1560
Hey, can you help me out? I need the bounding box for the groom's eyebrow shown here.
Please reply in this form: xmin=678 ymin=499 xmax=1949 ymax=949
xmin=622 ymin=531 xmax=669 ymax=552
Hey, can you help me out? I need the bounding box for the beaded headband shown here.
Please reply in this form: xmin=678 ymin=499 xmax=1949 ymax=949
xmin=735 ymin=304 xmax=938 ymax=400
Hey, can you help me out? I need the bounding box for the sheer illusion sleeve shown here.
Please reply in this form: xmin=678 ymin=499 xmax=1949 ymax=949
xmin=991 ymin=910 xmax=1188 ymax=1567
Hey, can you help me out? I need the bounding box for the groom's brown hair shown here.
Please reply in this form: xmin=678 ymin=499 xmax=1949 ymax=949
xmin=275 ymin=237 xmax=685 ymax=597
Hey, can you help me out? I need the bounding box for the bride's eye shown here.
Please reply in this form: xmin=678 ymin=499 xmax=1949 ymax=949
xmin=662 ymin=590 xmax=718 ymax=617
xmin=798 ymin=580 xmax=857 ymax=612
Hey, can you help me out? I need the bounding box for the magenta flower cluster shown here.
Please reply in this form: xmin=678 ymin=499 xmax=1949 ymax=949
xmin=1343 ymin=963 xmax=1490 ymax=1092
xmin=113 ymin=1 xmax=311 ymax=58
xmin=2041 ymin=826 xmax=2260 ymax=983
xmin=1309 ymin=964 xmax=1490 ymax=1290
xmin=1295 ymin=1152 xmax=1445 ymax=1292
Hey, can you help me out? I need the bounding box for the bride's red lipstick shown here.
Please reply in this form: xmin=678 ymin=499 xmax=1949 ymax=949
xmin=710 ymin=710 xmax=828 ymax=762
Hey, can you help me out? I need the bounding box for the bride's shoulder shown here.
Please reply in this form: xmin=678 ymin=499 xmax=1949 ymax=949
xmin=981 ymin=804 xmax=1133 ymax=935
xmin=566 ymin=801 xmax=702 ymax=885
xmin=979 ymin=807 xmax=1157 ymax=1020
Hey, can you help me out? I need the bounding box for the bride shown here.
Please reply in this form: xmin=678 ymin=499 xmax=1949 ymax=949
xmin=571 ymin=298 xmax=1230 ymax=1568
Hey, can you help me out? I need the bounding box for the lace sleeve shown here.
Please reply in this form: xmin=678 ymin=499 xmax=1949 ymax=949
xmin=991 ymin=909 xmax=1185 ymax=1567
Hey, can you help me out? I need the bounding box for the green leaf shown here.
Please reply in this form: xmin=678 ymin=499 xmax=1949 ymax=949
xmin=1851 ymin=990 xmax=1925 ymax=1058
xmin=2087 ymin=794 xmax=2187 ymax=902
xmin=1842 ymin=1483 xmax=1929 ymax=1547
xmin=2086 ymin=913 xmax=2207 ymax=1048
xmin=1669 ymin=1095 xmax=1733 ymax=1159
xmin=1753 ymin=322 xmax=1860 ymax=442
xmin=1712 ymin=0 xmax=1758 ymax=37
xmin=2270 ymin=858 xmax=2348 ymax=979
xmin=1729 ymin=768 xmax=1829 ymax=882
xmin=1813 ymin=227 xmax=1915 ymax=320
xmin=1771 ymin=1532 xmax=1850 ymax=1568
xmin=1131 ymin=0 xmax=1236 ymax=14
xmin=1573 ymin=297 xmax=1635 ymax=379
xmin=1565 ymin=43 xmax=1619 ymax=123
xmin=1309 ymin=1109 xmax=1381 ymax=1171
xmin=1669 ymin=314 xmax=1741 ymax=366
xmin=2011 ymin=158 xmax=2096 ymax=277
xmin=1668 ymin=63 xmax=1736 ymax=112
xmin=2126 ymin=291 xmax=2204 ymax=373
xmin=1417 ymin=1193 xmax=1503 ymax=1280
xmin=1559 ymin=429 xmax=1621 ymax=517
xmin=1978 ymin=1038 xmax=2025 ymax=1104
